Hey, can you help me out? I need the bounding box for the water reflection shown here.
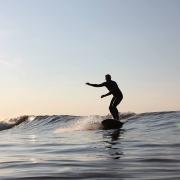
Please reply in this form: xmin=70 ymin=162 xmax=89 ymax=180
xmin=103 ymin=129 xmax=124 ymax=159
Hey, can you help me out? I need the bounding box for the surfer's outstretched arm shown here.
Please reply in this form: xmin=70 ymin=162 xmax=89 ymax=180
xmin=86 ymin=82 xmax=105 ymax=87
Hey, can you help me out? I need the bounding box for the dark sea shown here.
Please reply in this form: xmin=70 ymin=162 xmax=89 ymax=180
xmin=0 ymin=111 xmax=180 ymax=180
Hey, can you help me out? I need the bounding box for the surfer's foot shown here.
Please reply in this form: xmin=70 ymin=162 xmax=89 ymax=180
xmin=114 ymin=118 xmax=119 ymax=121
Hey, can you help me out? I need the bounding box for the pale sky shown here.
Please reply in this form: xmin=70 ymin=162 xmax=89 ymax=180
xmin=0 ymin=0 xmax=180 ymax=119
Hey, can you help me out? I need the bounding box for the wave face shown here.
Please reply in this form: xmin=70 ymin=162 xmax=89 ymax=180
xmin=0 ymin=112 xmax=135 ymax=132
xmin=0 ymin=111 xmax=180 ymax=180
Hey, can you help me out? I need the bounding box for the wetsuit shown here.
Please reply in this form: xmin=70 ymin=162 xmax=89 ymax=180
xmin=101 ymin=80 xmax=123 ymax=120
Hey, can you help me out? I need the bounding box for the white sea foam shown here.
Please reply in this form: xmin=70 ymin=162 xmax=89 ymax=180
xmin=54 ymin=116 xmax=103 ymax=133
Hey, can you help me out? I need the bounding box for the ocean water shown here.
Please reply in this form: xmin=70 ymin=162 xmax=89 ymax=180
xmin=0 ymin=111 xmax=180 ymax=180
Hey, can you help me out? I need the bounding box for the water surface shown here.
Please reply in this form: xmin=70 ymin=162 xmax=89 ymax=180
xmin=0 ymin=111 xmax=180 ymax=179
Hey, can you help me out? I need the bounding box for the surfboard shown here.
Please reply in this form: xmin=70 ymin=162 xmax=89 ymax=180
xmin=102 ymin=119 xmax=123 ymax=130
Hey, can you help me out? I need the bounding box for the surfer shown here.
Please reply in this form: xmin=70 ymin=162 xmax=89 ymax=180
xmin=86 ymin=74 xmax=123 ymax=121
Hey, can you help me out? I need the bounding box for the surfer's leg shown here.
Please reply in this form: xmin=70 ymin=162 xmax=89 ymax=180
xmin=113 ymin=107 xmax=119 ymax=120
xmin=109 ymin=97 xmax=116 ymax=119
xmin=112 ymin=97 xmax=122 ymax=120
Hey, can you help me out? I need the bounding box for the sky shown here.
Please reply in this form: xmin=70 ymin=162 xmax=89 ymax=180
xmin=0 ymin=0 xmax=180 ymax=119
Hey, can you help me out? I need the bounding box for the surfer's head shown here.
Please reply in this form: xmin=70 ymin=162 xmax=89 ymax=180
xmin=105 ymin=74 xmax=111 ymax=82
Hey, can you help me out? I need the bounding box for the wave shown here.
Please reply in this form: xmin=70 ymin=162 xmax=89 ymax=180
xmin=0 ymin=116 xmax=29 ymax=131
xmin=0 ymin=112 xmax=135 ymax=132
xmin=0 ymin=111 xmax=179 ymax=132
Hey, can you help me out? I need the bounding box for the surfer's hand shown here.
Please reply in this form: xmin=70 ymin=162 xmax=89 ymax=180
xmin=101 ymin=95 xmax=105 ymax=98
xmin=86 ymin=82 xmax=90 ymax=85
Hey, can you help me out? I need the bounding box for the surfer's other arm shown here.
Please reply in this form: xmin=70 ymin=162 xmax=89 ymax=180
xmin=86 ymin=82 xmax=105 ymax=87
xmin=101 ymin=92 xmax=112 ymax=98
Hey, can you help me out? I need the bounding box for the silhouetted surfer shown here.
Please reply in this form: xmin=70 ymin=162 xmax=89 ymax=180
xmin=86 ymin=74 xmax=123 ymax=120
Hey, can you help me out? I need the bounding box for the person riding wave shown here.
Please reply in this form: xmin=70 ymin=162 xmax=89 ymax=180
xmin=86 ymin=74 xmax=123 ymax=120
